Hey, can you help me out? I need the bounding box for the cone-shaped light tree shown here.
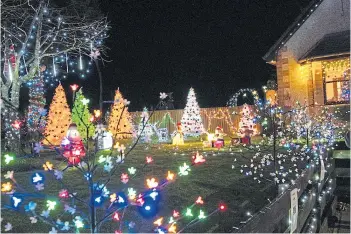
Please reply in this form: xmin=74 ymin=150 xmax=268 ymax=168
xmin=27 ymin=76 xmax=46 ymax=134
xmin=72 ymin=88 xmax=95 ymax=140
xmin=108 ymin=89 xmax=133 ymax=139
xmin=181 ymin=87 xmax=204 ymax=136
xmin=238 ymin=104 xmax=259 ymax=137
xmin=42 ymin=84 xmax=71 ymax=145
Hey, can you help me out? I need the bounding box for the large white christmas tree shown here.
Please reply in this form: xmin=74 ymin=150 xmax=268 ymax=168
xmin=181 ymin=87 xmax=204 ymax=136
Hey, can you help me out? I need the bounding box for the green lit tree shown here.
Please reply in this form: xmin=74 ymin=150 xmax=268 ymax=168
xmin=72 ymin=88 xmax=95 ymax=140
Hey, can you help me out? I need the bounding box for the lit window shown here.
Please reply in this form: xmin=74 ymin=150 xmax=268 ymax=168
xmin=323 ymin=62 xmax=350 ymax=105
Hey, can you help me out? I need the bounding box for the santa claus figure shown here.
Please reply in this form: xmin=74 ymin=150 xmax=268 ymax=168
xmin=172 ymin=122 xmax=184 ymax=145
xmin=213 ymin=126 xmax=225 ymax=147
xmin=61 ymin=123 xmax=86 ymax=165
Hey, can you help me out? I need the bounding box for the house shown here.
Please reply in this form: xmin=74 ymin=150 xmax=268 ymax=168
xmin=263 ymin=0 xmax=350 ymax=107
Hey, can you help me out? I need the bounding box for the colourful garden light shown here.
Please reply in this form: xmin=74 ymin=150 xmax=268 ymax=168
xmin=70 ymin=84 xmax=79 ymax=91
xmin=43 ymin=161 xmax=54 ymax=171
xmin=219 ymin=203 xmax=227 ymax=211
xmin=185 ymin=208 xmax=193 ymax=217
xmin=172 ymin=210 xmax=180 ymax=218
xmin=128 ymin=167 xmax=136 ymax=175
xmin=11 ymin=120 xmax=21 ymax=129
xmin=153 ymin=217 xmax=163 ymax=226
xmin=167 ymin=171 xmax=175 ymax=181
xmin=195 ymin=196 xmax=204 ymax=205
xmin=1 ymin=182 xmax=13 ymax=192
xmin=192 ymin=151 xmax=206 ymax=164
xmin=146 ymin=178 xmax=159 ymax=188
xmin=11 ymin=196 xmax=22 ymax=209
xmin=31 ymin=173 xmax=45 ymax=184
xmin=198 ymin=210 xmax=206 ymax=219
xmin=59 ymin=189 xmax=69 ymax=199
xmin=46 ymin=200 xmax=57 ymax=210
xmin=146 ymin=156 xmax=153 ymax=164
xmin=168 ymin=223 xmax=177 ymax=233
xmin=128 ymin=188 xmax=137 ymax=200
xmin=112 ymin=212 xmax=120 ymax=221
xmin=121 ymin=173 xmax=129 ymax=184
xmin=4 ymin=154 xmax=14 ymax=165
xmin=178 ymin=163 xmax=190 ymax=176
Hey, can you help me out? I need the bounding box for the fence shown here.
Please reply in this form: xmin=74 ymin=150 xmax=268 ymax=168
xmin=235 ymin=151 xmax=336 ymax=233
xmin=130 ymin=106 xmax=258 ymax=136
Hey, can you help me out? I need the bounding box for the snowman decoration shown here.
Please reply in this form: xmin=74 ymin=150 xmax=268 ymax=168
xmin=95 ymin=124 xmax=113 ymax=150
xmin=61 ymin=123 xmax=86 ymax=165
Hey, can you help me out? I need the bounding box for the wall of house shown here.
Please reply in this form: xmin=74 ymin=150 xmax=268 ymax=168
xmin=284 ymin=0 xmax=350 ymax=61
xmin=276 ymin=55 xmax=350 ymax=107
xmin=276 ymin=47 xmax=310 ymax=106
xmin=275 ymin=0 xmax=350 ymax=107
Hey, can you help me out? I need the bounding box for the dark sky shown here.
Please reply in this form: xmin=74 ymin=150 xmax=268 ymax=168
xmin=62 ymin=0 xmax=311 ymax=111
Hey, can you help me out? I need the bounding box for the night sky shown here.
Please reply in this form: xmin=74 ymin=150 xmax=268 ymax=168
xmin=58 ymin=0 xmax=311 ymax=111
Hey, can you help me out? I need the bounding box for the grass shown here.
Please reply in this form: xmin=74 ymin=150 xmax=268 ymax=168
xmin=1 ymin=139 xmax=277 ymax=233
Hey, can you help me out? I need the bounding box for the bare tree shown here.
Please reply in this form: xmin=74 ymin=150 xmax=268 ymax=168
xmin=1 ymin=0 xmax=110 ymax=151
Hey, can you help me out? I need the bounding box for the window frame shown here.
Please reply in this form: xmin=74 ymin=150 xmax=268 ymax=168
xmin=322 ymin=61 xmax=350 ymax=105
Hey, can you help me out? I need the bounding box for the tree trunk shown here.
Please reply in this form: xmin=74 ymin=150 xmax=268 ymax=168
xmin=1 ymin=81 xmax=9 ymax=100
xmin=94 ymin=59 xmax=103 ymax=122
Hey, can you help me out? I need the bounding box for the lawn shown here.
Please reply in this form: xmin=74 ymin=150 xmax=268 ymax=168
xmin=1 ymin=140 xmax=277 ymax=233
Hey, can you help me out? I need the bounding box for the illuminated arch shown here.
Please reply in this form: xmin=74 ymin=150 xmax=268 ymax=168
xmin=227 ymin=88 xmax=260 ymax=107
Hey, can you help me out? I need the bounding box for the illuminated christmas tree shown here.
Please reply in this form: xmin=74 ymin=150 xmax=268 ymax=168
xmin=238 ymin=104 xmax=258 ymax=137
xmin=42 ymin=84 xmax=71 ymax=145
xmin=181 ymin=88 xmax=204 ymax=136
xmin=27 ymin=76 xmax=46 ymax=134
xmin=72 ymin=89 xmax=95 ymax=140
xmin=108 ymin=89 xmax=133 ymax=139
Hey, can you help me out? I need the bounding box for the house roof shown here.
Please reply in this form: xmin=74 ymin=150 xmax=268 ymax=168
xmin=263 ymin=0 xmax=324 ymax=63
xmin=299 ymin=30 xmax=350 ymax=61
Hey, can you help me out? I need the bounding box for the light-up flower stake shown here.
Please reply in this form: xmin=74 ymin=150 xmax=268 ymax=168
xmin=192 ymin=151 xmax=206 ymax=165
xmin=146 ymin=156 xmax=153 ymax=164
xmin=153 ymin=217 xmax=163 ymax=226
xmin=195 ymin=196 xmax=204 ymax=205
xmin=70 ymin=84 xmax=79 ymax=91
xmin=146 ymin=178 xmax=159 ymax=189
xmin=167 ymin=171 xmax=175 ymax=181
xmin=121 ymin=173 xmax=129 ymax=184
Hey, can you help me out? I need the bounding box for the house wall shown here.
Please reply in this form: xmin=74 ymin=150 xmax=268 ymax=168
xmin=284 ymin=0 xmax=350 ymax=61
xmin=277 ymin=55 xmax=350 ymax=107
xmin=275 ymin=0 xmax=350 ymax=107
